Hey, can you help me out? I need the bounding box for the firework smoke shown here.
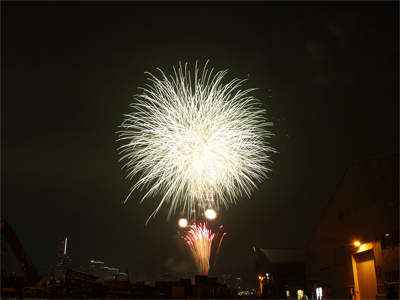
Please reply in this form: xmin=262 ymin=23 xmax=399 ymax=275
xmin=118 ymin=61 xmax=274 ymax=221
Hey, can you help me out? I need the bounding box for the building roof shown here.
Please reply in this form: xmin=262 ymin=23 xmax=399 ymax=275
xmin=304 ymin=152 xmax=399 ymax=248
xmin=260 ymin=248 xmax=305 ymax=263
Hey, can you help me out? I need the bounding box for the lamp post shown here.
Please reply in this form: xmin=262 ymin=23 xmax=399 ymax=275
xmin=258 ymin=276 xmax=265 ymax=296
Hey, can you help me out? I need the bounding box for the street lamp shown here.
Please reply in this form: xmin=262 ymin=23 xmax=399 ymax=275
xmin=258 ymin=276 xmax=265 ymax=295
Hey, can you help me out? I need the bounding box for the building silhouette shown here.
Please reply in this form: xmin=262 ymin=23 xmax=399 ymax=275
xmin=305 ymin=153 xmax=399 ymax=299
xmin=254 ymin=248 xmax=306 ymax=299
xmin=156 ymin=262 xmax=173 ymax=281
xmin=88 ymin=260 xmax=104 ymax=279
xmin=235 ymin=277 xmax=242 ymax=290
xmin=153 ymin=275 xmax=236 ymax=299
xmin=223 ymin=274 xmax=231 ymax=288
xmin=55 ymin=238 xmax=72 ymax=278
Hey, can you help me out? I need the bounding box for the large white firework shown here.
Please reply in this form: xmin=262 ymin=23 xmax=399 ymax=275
xmin=118 ymin=61 xmax=274 ymax=221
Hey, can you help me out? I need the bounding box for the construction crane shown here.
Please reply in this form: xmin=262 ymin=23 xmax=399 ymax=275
xmin=1 ymin=220 xmax=40 ymax=287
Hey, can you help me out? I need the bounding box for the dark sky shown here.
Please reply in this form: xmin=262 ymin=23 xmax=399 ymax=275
xmin=2 ymin=1 xmax=399 ymax=286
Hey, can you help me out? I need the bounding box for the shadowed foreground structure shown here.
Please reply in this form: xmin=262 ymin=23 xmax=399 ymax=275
xmin=305 ymin=153 xmax=399 ymax=299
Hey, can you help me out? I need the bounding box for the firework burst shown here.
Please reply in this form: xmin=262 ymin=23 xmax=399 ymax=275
xmin=118 ymin=61 xmax=274 ymax=220
xmin=183 ymin=223 xmax=218 ymax=275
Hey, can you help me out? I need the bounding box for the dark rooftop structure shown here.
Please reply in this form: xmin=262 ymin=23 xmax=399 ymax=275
xmin=255 ymin=248 xmax=306 ymax=299
xmin=260 ymin=248 xmax=305 ymax=263
xmin=304 ymin=152 xmax=399 ymax=300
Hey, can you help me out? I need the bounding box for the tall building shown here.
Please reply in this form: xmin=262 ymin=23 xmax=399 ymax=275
xmin=89 ymin=260 xmax=104 ymax=279
xmin=235 ymin=277 xmax=242 ymax=290
xmin=223 ymin=274 xmax=231 ymax=288
xmin=156 ymin=263 xmax=173 ymax=281
xmin=101 ymin=266 xmax=119 ymax=280
xmin=55 ymin=238 xmax=72 ymax=278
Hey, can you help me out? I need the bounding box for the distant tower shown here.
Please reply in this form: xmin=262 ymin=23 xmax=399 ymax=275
xmin=223 ymin=274 xmax=231 ymax=288
xmin=235 ymin=277 xmax=242 ymax=290
xmin=157 ymin=263 xmax=172 ymax=281
xmin=55 ymin=238 xmax=72 ymax=278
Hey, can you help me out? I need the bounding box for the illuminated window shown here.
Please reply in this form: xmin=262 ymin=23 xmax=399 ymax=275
xmin=297 ymin=290 xmax=304 ymax=298
xmin=316 ymin=287 xmax=322 ymax=298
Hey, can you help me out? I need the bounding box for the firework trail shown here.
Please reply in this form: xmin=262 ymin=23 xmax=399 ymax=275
xmin=118 ymin=61 xmax=274 ymax=221
xmin=212 ymin=226 xmax=226 ymax=269
xmin=212 ymin=233 xmax=226 ymax=270
xmin=211 ymin=225 xmax=224 ymax=252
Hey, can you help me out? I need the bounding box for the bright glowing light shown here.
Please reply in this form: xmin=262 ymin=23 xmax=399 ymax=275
xmin=184 ymin=223 xmax=215 ymax=275
xmin=118 ymin=61 xmax=274 ymax=221
xmin=179 ymin=218 xmax=188 ymax=227
xmin=359 ymin=244 xmax=365 ymax=251
xmin=354 ymin=241 xmax=361 ymax=246
xmin=205 ymin=209 xmax=217 ymax=220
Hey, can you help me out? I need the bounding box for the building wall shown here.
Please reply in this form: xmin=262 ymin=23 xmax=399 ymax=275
xmin=254 ymin=250 xmax=273 ymax=286
xmin=305 ymin=153 xmax=399 ymax=299
xmin=275 ymin=262 xmax=307 ymax=299
xmin=254 ymin=250 xmax=307 ymax=299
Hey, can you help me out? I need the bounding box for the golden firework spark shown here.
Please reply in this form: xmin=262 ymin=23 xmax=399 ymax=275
xmin=183 ymin=223 xmax=215 ymax=275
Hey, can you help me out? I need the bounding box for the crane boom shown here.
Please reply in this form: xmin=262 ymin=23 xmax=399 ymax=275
xmin=1 ymin=220 xmax=40 ymax=286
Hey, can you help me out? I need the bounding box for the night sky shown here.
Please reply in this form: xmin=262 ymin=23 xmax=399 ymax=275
xmin=2 ymin=1 xmax=399 ymax=286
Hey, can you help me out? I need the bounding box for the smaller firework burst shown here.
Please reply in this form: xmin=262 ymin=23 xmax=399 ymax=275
xmin=183 ymin=223 xmax=215 ymax=275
